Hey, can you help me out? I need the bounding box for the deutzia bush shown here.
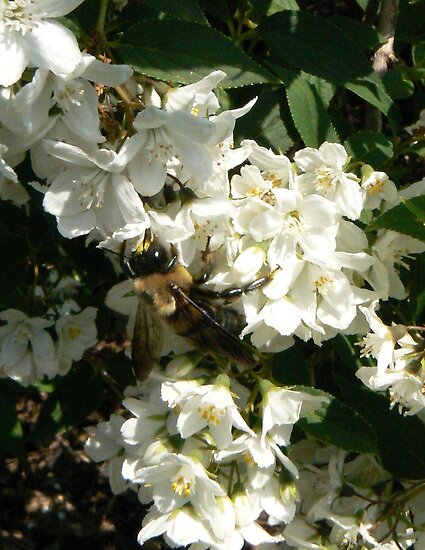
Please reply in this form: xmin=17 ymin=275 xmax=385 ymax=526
xmin=2 ymin=1 xmax=425 ymax=548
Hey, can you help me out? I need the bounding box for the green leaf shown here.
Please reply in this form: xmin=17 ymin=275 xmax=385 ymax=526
xmin=31 ymin=365 xmax=105 ymax=442
xmin=272 ymin=344 xmax=314 ymax=385
xmin=128 ymin=0 xmax=208 ymax=23
xmin=335 ymin=375 xmax=425 ymax=479
xmin=345 ymin=131 xmax=393 ymax=168
xmin=250 ymin=0 xmax=299 ymax=21
xmin=117 ymin=19 xmax=277 ymax=88
xmin=402 ymin=196 xmax=425 ymax=223
xmin=0 ymin=383 xmax=24 ymax=457
xmin=69 ymin=0 xmax=101 ymax=34
xmin=367 ymin=197 xmax=425 ymax=241
xmin=300 ymin=72 xmax=336 ymax=106
xmin=197 ymin=0 xmax=230 ymax=21
xmin=408 ymin=253 xmax=425 ymax=322
xmin=382 ymin=69 xmax=414 ymax=100
xmin=260 ymin=12 xmax=372 ymax=84
xmin=330 ymin=15 xmax=381 ymax=49
xmin=413 ymin=42 xmax=425 ymax=67
xmin=296 ymin=387 xmax=378 ymax=454
xmin=355 ymin=0 xmax=371 ymax=9
xmin=396 ymin=0 xmax=425 ymax=42
xmin=276 ymin=68 xmax=338 ymax=147
xmin=234 ymin=88 xmax=293 ymax=152
xmin=346 ymin=77 xmax=394 ymax=116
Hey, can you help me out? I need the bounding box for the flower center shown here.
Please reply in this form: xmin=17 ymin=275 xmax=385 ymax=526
xmin=357 ymin=333 xmax=384 ymax=359
xmin=314 ymin=165 xmax=336 ymax=195
xmin=313 ymin=274 xmax=333 ymax=297
xmin=243 ymin=452 xmax=255 ymax=467
xmin=263 ymin=170 xmax=285 ymax=188
xmin=73 ymin=170 xmax=106 ymax=210
xmin=367 ymin=175 xmax=387 ymax=196
xmin=171 ymin=474 xmax=192 ymax=498
xmin=286 ymin=210 xmax=302 ymax=235
xmin=147 ymin=130 xmax=175 ymax=169
xmin=3 ymin=0 xmax=39 ymax=34
xmin=54 ymin=81 xmax=85 ymax=109
xmin=197 ymin=403 xmax=225 ymax=425
xmin=66 ymin=325 xmax=81 ymax=340
xmin=12 ymin=322 xmax=31 ymax=346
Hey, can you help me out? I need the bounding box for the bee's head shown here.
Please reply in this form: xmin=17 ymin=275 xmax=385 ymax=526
xmin=123 ymin=233 xmax=175 ymax=278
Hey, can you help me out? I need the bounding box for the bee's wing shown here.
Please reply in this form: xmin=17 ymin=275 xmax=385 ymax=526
xmin=132 ymin=296 xmax=164 ymax=382
xmin=169 ymin=283 xmax=255 ymax=368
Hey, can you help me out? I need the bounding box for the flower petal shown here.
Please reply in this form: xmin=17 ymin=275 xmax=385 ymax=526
xmin=25 ymin=21 xmax=82 ymax=76
xmin=0 ymin=27 xmax=27 ymax=86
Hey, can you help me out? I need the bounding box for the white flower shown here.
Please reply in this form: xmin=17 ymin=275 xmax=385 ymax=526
xmin=161 ymin=377 xmax=254 ymax=449
xmin=176 ymin=196 xmax=235 ymax=265
xmin=133 ymin=453 xmax=228 ymax=539
xmin=283 ymin=516 xmax=322 ymax=548
xmin=261 ymin=383 xmax=327 ymax=447
xmin=367 ymin=230 xmax=425 ymax=300
xmin=42 ymin=140 xmax=148 ymax=239
xmin=112 ymin=71 xmax=254 ymax=197
xmin=0 ymin=143 xmax=29 ymax=205
xmin=231 ymin=164 xmax=274 ymax=199
xmin=356 ymin=301 xmax=407 ymax=372
xmin=137 ymin=506 xmax=217 ymax=548
xmin=361 ymin=168 xmax=398 ymax=210
xmin=11 ymin=55 xmax=132 ymax=144
xmin=356 ymin=331 xmax=425 ymax=415
xmin=233 ymin=185 xmax=340 ymax=265
xmin=294 ymin=142 xmax=364 ymax=220
xmin=55 ymin=307 xmax=97 ymax=373
xmin=0 ymin=309 xmax=57 ymax=384
xmin=85 ymin=414 xmax=128 ymax=494
xmin=242 ymin=138 xmax=294 ymax=189
xmin=0 ymin=143 xmax=18 ymax=182
xmin=0 ymin=0 xmax=84 ymax=87
xmin=121 ymin=392 xmax=170 ymax=448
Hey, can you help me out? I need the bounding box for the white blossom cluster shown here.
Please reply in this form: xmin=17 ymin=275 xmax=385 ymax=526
xmin=0 ymin=300 xmax=97 ymax=385
xmin=285 ymin=439 xmax=425 ymax=549
xmin=356 ymin=301 xmax=425 ymax=415
xmin=86 ymin=366 xmax=425 ymax=549
xmin=86 ymin=359 xmax=327 ymax=549
xmin=1 ymin=2 xmax=425 ymax=549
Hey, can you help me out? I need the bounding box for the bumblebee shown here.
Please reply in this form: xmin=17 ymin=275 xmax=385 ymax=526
xmin=123 ymin=233 xmax=273 ymax=382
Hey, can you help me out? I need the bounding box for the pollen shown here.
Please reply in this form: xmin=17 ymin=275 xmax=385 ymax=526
xmin=243 ymin=452 xmax=255 ymax=467
xmin=12 ymin=324 xmax=31 ymax=347
xmin=263 ymin=170 xmax=284 ymax=188
xmin=314 ymin=165 xmax=335 ymax=194
xmin=66 ymin=325 xmax=81 ymax=340
xmin=313 ymin=274 xmax=333 ymax=296
xmin=197 ymin=404 xmax=225 ymax=425
xmin=171 ymin=475 xmax=192 ymax=498
xmin=4 ymin=0 xmax=38 ymax=35
xmin=261 ymin=190 xmax=276 ymax=205
xmin=367 ymin=175 xmax=387 ymax=195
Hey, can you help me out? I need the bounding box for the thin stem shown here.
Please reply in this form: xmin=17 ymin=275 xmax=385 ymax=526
xmin=96 ymin=0 xmax=109 ymax=34
xmin=114 ymin=85 xmax=136 ymax=131
xmin=372 ymin=0 xmax=399 ymax=75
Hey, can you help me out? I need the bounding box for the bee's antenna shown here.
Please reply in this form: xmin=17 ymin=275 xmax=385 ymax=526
xmin=102 ymin=242 xmax=129 ymax=261
xmin=167 ymin=173 xmax=185 ymax=188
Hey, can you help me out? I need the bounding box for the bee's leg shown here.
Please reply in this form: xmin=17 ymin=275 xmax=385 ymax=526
xmin=193 ymin=263 xmax=214 ymax=284
xmin=193 ymin=237 xmax=214 ymax=284
xmin=193 ymin=268 xmax=279 ymax=303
